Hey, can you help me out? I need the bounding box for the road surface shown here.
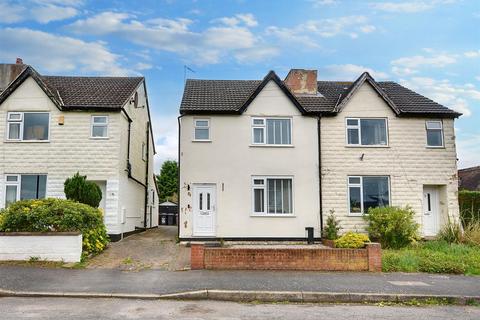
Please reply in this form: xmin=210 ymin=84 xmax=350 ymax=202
xmin=1 ymin=297 xmax=479 ymax=320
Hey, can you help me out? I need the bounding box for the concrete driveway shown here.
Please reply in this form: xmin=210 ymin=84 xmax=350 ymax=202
xmin=87 ymin=226 xmax=190 ymax=271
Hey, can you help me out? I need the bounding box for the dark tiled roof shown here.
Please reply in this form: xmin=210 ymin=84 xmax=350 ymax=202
xmin=180 ymin=72 xmax=461 ymax=118
xmin=181 ymin=79 xmax=261 ymax=113
xmin=41 ymin=76 xmax=143 ymax=109
xmin=459 ymin=166 xmax=480 ymax=191
xmin=0 ymin=66 xmax=143 ymax=110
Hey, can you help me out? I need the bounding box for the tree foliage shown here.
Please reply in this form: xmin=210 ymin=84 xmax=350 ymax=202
xmin=157 ymin=160 xmax=178 ymax=203
xmin=64 ymin=172 xmax=102 ymax=208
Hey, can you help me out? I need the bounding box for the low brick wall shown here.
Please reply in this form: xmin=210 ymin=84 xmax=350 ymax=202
xmin=191 ymin=243 xmax=382 ymax=272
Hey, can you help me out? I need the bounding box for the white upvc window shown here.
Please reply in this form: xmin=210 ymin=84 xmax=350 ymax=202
xmin=251 ymin=117 xmax=292 ymax=145
xmin=193 ymin=119 xmax=210 ymax=141
xmin=346 ymin=118 xmax=388 ymax=146
xmin=4 ymin=174 xmax=47 ymax=207
xmin=252 ymin=176 xmax=293 ymax=216
xmin=6 ymin=112 xmax=50 ymax=141
xmin=426 ymin=120 xmax=444 ymax=147
xmin=91 ymin=116 xmax=108 ymax=138
xmin=348 ymin=176 xmax=390 ymax=216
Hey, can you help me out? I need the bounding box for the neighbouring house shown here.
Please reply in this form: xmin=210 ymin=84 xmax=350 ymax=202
xmin=0 ymin=60 xmax=159 ymax=241
xmin=459 ymin=166 xmax=480 ymax=191
xmin=178 ymin=69 xmax=461 ymax=241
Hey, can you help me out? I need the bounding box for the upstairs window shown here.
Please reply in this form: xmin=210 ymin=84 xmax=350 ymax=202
xmin=252 ymin=118 xmax=292 ymax=145
xmin=5 ymin=174 xmax=47 ymax=207
xmin=7 ymin=112 xmax=49 ymax=141
xmin=346 ymin=118 xmax=388 ymax=146
xmin=194 ymin=119 xmax=210 ymax=141
xmin=426 ymin=121 xmax=444 ymax=147
xmin=91 ymin=116 xmax=108 ymax=138
xmin=348 ymin=176 xmax=389 ymax=215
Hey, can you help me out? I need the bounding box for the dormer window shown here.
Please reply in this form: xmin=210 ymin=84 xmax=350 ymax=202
xmin=7 ymin=112 xmax=49 ymax=141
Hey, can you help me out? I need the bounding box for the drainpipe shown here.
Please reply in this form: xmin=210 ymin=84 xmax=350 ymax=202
xmin=177 ymin=115 xmax=183 ymax=239
xmin=317 ymin=116 xmax=323 ymax=238
xmin=143 ymin=121 xmax=150 ymax=228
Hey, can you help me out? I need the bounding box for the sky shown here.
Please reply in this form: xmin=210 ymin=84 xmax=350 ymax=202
xmin=0 ymin=0 xmax=479 ymax=171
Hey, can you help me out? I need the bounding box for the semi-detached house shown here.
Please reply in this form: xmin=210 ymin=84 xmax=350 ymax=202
xmin=178 ymin=69 xmax=461 ymax=241
xmin=0 ymin=62 xmax=159 ymax=241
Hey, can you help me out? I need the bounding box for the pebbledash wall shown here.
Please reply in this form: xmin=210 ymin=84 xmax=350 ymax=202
xmin=179 ymin=80 xmax=320 ymax=239
xmin=0 ymin=76 xmax=158 ymax=238
xmin=321 ymin=82 xmax=459 ymax=235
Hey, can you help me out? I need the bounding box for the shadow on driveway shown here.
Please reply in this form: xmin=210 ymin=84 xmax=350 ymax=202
xmin=87 ymin=226 xmax=190 ymax=271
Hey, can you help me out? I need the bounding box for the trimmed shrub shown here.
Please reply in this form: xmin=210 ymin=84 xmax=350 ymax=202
xmin=0 ymin=198 xmax=108 ymax=255
xmin=323 ymin=209 xmax=341 ymax=240
xmin=64 ymin=172 xmax=102 ymax=208
xmin=364 ymin=206 xmax=419 ymax=249
xmin=334 ymin=232 xmax=370 ymax=249
xmin=459 ymin=190 xmax=480 ymax=226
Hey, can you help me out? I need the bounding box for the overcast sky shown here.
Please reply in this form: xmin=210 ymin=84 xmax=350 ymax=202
xmin=0 ymin=0 xmax=479 ymax=171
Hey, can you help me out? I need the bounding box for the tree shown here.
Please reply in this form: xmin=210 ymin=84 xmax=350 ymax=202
xmin=64 ymin=172 xmax=102 ymax=208
xmin=156 ymin=160 xmax=178 ymax=203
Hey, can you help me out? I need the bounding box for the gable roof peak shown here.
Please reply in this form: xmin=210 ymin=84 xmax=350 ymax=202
xmin=238 ymin=70 xmax=306 ymax=114
xmin=333 ymin=71 xmax=401 ymax=115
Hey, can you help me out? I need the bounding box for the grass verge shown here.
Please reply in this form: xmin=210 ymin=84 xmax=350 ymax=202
xmin=382 ymin=240 xmax=480 ymax=275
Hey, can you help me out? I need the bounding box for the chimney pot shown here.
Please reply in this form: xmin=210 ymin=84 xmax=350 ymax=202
xmin=284 ymin=69 xmax=317 ymax=95
xmin=16 ymin=58 xmax=23 ymax=64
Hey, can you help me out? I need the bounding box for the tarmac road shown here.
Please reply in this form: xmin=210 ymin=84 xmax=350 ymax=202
xmin=1 ymin=297 xmax=479 ymax=320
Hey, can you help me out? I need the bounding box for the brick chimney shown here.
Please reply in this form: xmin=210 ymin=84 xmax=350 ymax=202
xmin=284 ymin=69 xmax=317 ymax=95
xmin=0 ymin=58 xmax=26 ymax=92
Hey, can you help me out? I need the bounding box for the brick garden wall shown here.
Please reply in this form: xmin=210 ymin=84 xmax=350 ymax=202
xmin=191 ymin=243 xmax=382 ymax=272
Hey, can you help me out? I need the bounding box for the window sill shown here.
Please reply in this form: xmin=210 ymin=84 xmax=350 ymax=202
xmin=4 ymin=140 xmax=50 ymax=143
xmin=192 ymin=139 xmax=212 ymax=143
xmin=250 ymin=214 xmax=295 ymax=218
xmin=90 ymin=137 xmax=109 ymax=140
xmin=249 ymin=144 xmax=294 ymax=148
xmin=348 ymin=213 xmax=365 ymax=217
xmin=426 ymin=146 xmax=445 ymax=149
xmin=345 ymin=145 xmax=389 ymax=148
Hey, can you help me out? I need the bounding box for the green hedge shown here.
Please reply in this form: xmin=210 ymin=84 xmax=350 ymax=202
xmin=459 ymin=190 xmax=480 ymax=226
xmin=0 ymin=198 xmax=109 ymax=255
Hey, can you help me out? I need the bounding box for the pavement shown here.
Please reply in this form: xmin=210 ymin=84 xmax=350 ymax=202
xmin=1 ymin=297 xmax=479 ymax=320
xmin=1 ymin=266 xmax=479 ymax=304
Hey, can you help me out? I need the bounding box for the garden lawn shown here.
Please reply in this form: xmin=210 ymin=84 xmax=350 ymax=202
xmin=382 ymin=241 xmax=480 ymax=275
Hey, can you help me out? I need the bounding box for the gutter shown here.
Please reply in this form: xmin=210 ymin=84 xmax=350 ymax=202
xmin=317 ymin=116 xmax=323 ymax=238
xmin=144 ymin=121 xmax=150 ymax=228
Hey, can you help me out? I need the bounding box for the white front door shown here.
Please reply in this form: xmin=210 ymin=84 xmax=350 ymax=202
xmin=423 ymin=186 xmax=439 ymax=236
xmin=193 ymin=184 xmax=216 ymax=237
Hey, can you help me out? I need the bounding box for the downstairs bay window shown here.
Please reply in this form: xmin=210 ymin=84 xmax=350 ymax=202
xmin=5 ymin=174 xmax=47 ymax=207
xmin=348 ymin=176 xmax=389 ymax=215
xmin=252 ymin=176 xmax=293 ymax=216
